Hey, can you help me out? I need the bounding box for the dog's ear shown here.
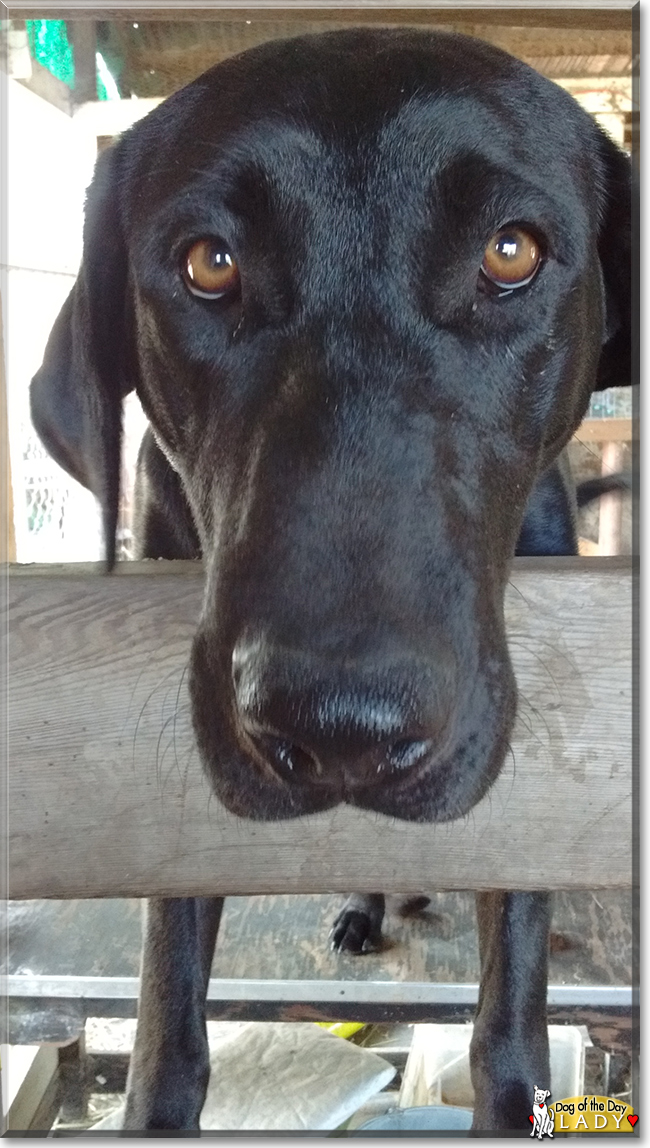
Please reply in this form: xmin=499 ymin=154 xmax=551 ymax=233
xmin=594 ymin=130 xmax=633 ymax=391
xmin=30 ymin=142 xmax=131 ymax=568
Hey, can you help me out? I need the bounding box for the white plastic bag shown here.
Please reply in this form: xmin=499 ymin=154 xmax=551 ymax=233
xmin=91 ymin=1021 xmax=395 ymax=1131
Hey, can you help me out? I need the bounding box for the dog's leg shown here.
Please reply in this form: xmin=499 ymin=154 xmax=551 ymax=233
xmin=123 ymin=896 xmax=224 ymax=1132
xmin=470 ymin=891 xmax=551 ymax=1131
xmin=468 ymin=460 xmax=576 ymax=1131
xmin=329 ymin=893 xmax=385 ymax=953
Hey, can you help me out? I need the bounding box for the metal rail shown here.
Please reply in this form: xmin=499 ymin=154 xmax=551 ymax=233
xmin=6 ymin=974 xmax=633 ymax=1008
xmin=5 ymin=975 xmax=634 ymax=1044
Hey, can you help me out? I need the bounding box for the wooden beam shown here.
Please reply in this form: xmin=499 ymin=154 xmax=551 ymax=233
xmin=6 ymin=6 xmax=636 ymax=33
xmin=574 ymin=417 xmax=636 ymax=443
xmin=119 ymin=36 xmax=633 ymax=86
xmin=69 ymin=20 xmax=97 ymax=105
xmin=6 ymin=557 xmax=632 ymax=899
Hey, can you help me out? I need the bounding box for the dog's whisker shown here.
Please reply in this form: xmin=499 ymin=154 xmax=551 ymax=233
xmin=511 ymin=630 xmax=578 ymax=668
xmin=506 ymin=578 xmax=534 ymax=609
xmin=503 ymin=742 xmax=518 ymax=808
xmin=509 ymin=636 xmax=570 ymax=706
xmin=162 ymin=748 xmax=193 ymax=806
xmin=132 ymin=665 xmax=190 ymax=778
xmin=516 ymin=692 xmax=554 ymax=746
xmin=154 ymin=708 xmax=189 ymax=791
xmin=513 ymin=706 xmax=536 ymax=739
xmin=516 ymin=692 xmax=556 ymax=756
xmin=122 ymin=639 xmax=173 ymax=740
xmin=172 ymin=663 xmax=191 ymax=783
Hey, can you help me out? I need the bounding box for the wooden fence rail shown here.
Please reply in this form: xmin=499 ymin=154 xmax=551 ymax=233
xmin=6 ymin=556 xmax=633 ymax=899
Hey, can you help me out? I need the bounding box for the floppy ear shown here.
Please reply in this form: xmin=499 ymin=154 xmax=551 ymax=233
xmin=594 ymin=130 xmax=633 ymax=391
xmin=30 ymin=142 xmax=131 ymax=568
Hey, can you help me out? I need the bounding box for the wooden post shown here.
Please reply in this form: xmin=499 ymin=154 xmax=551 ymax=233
xmin=599 ymin=440 xmax=626 ymax=556
xmin=69 ymin=21 xmax=97 ymax=106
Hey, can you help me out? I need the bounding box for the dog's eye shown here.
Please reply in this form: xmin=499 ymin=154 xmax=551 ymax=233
xmin=183 ymin=239 xmax=240 ymax=299
xmin=480 ymin=227 xmax=541 ymax=293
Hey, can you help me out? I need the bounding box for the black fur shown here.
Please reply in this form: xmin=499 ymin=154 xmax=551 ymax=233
xmin=30 ymin=29 xmax=631 ymax=1132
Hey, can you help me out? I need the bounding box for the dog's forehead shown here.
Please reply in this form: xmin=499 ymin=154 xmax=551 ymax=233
xmin=124 ymin=29 xmax=588 ymax=212
xmin=125 ymin=97 xmax=589 ymax=245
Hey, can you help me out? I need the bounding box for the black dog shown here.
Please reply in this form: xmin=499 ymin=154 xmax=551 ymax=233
xmin=30 ymin=28 xmax=631 ymax=1132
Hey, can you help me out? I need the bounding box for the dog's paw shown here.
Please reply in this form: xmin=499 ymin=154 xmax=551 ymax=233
xmin=329 ymin=909 xmax=381 ymax=954
xmin=397 ymin=894 xmax=431 ymax=917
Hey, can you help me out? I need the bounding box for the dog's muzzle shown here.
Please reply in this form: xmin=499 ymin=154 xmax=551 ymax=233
xmin=231 ymin=636 xmax=457 ymax=793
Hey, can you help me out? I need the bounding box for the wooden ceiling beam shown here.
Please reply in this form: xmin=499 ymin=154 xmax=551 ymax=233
xmin=8 ymin=6 xmax=636 ymax=34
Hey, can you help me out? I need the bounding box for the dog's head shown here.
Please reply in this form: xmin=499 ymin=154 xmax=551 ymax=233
xmin=30 ymin=30 xmax=632 ymax=822
xmin=533 ymin=1087 xmax=551 ymax=1105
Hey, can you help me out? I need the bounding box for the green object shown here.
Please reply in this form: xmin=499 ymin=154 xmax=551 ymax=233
xmin=26 ymin=20 xmax=74 ymax=87
xmin=25 ymin=19 xmax=118 ymax=100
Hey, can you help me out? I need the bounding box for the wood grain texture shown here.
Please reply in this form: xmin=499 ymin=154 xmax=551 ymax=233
xmin=6 ymin=557 xmax=632 ymax=899
xmin=7 ymin=5 xmax=636 ymax=32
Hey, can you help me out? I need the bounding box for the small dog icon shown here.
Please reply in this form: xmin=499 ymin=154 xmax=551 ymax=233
xmin=530 ymin=1086 xmax=554 ymax=1139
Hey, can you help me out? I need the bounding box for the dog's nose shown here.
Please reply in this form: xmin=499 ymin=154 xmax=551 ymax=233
xmin=232 ymin=640 xmax=454 ymax=790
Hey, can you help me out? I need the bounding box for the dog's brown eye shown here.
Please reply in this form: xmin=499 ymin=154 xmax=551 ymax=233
xmin=481 ymin=227 xmax=541 ymax=291
xmin=183 ymin=239 xmax=240 ymax=299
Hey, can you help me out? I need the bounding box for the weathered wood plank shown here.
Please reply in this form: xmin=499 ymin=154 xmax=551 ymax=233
xmin=6 ymin=557 xmax=632 ymax=898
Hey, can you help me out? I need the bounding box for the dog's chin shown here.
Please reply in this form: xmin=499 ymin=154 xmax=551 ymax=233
xmin=348 ymin=726 xmax=512 ymax=822
xmin=200 ymin=751 xmax=343 ymax=821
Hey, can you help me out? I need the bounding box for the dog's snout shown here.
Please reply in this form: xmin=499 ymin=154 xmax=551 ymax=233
xmin=232 ymin=639 xmax=454 ymax=791
xmin=246 ymin=728 xmax=434 ymax=787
